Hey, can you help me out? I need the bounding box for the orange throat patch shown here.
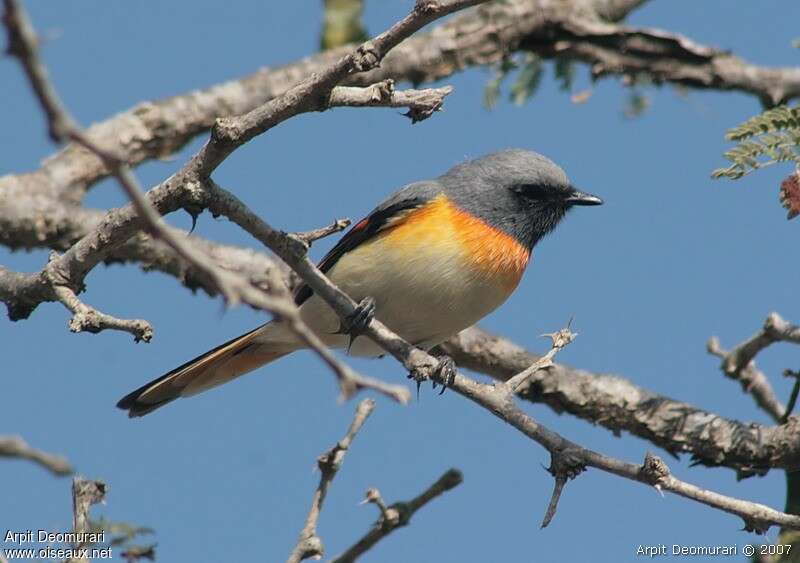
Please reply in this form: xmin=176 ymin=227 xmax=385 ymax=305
xmin=450 ymin=200 xmax=530 ymax=291
xmin=379 ymin=194 xmax=530 ymax=292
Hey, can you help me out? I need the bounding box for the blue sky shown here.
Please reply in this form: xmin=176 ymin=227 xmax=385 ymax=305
xmin=3 ymin=1 xmax=800 ymax=561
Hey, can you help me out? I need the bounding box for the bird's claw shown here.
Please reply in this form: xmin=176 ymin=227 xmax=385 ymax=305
xmin=407 ymin=354 xmax=456 ymax=398
xmin=338 ymin=297 xmax=376 ymax=352
xmin=432 ymin=355 xmax=456 ymax=395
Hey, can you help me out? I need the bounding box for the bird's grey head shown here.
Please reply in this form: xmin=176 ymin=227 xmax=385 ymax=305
xmin=440 ymin=149 xmax=603 ymax=249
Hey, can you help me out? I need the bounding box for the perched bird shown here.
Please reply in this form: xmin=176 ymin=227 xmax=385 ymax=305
xmin=118 ymin=149 xmax=602 ymax=416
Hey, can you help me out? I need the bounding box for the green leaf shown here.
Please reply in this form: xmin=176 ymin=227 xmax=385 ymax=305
xmin=623 ymin=91 xmax=650 ymax=119
xmin=510 ymin=55 xmax=543 ymax=106
xmin=482 ymin=58 xmax=516 ymax=110
xmin=554 ymin=59 xmax=575 ymax=92
xmin=713 ymin=104 xmax=800 ymax=179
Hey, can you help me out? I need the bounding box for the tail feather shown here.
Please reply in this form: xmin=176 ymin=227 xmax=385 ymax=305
xmin=117 ymin=323 xmax=293 ymax=417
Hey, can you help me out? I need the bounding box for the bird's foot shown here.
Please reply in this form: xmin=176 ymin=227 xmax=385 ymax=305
xmin=338 ymin=297 xmax=376 ymax=352
xmin=408 ymin=354 xmax=456 ymax=398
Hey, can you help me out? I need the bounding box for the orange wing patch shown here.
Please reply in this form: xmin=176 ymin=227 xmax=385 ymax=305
xmin=378 ymin=194 xmax=530 ymax=292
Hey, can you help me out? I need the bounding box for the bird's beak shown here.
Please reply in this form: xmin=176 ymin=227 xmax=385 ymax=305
xmin=565 ymin=188 xmax=604 ymax=206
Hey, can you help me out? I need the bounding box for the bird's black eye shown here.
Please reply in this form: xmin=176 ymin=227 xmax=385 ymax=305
xmin=513 ymin=184 xmax=552 ymax=201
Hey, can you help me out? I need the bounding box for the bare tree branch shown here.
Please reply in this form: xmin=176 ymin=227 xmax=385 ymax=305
xmin=328 ymin=81 xmax=453 ymax=122
xmin=2 ymin=0 xmax=414 ymax=406
xmin=593 ymin=0 xmax=650 ymax=21
xmin=506 ymin=323 xmax=576 ymax=392
xmin=2 ymin=0 xmax=76 ymax=142
xmin=294 ymin=218 xmax=351 ymax=247
xmin=3 ymin=0 xmax=797 ymax=204
xmin=287 ymin=399 xmax=375 ymax=563
xmin=707 ymin=336 xmax=784 ymax=424
xmin=1 ymin=2 xmax=464 ymax=331
xmin=714 ymin=313 xmax=800 ymax=380
xmin=452 ymin=368 xmax=800 ymax=533
xmin=332 ymin=469 xmax=463 ymax=563
xmin=68 ymin=477 xmax=106 ymax=563
xmin=2 ymin=0 xmax=292 ymax=334
xmin=441 ymin=327 xmax=800 ymax=476
xmin=6 ymin=0 xmax=800 ymax=537
xmin=783 ymin=370 xmax=800 ymax=424
xmin=52 ymin=280 xmax=153 ymax=342
xmin=0 ymin=435 xmax=72 ymax=476
xmin=707 ymin=312 xmax=800 ymax=423
xmin=0 ymin=189 xmax=288 ymax=298
xmin=534 ymin=18 xmax=800 ymax=106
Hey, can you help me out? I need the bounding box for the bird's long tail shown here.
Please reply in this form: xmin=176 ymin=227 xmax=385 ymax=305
xmin=116 ymin=322 xmax=298 ymax=417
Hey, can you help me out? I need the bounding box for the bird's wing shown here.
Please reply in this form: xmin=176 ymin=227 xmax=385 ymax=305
xmin=293 ymin=191 xmax=434 ymax=306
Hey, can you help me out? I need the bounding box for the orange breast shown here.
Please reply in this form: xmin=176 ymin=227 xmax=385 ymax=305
xmin=378 ymin=194 xmax=530 ymax=292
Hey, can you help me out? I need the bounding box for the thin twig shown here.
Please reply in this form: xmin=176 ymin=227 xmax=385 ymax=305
xmin=506 ymin=323 xmax=576 ymax=392
xmin=707 ymin=336 xmax=784 ymax=423
xmin=0 ymin=435 xmax=72 ymax=476
xmin=2 ymin=0 xmax=76 ymax=141
xmin=294 ymin=218 xmax=351 ymax=246
xmin=716 ymin=313 xmax=800 ymax=376
xmin=52 ymin=282 xmax=152 ymax=342
xmin=540 ymin=448 xmax=584 ymax=528
xmin=287 ymin=317 xmax=411 ymax=404
xmin=120 ymin=545 xmax=157 ymax=563
xmin=332 ymin=469 xmax=463 ymax=563
xmin=783 ymin=370 xmax=800 ymax=424
xmin=328 ymin=81 xmax=454 ymax=122
xmin=287 ymin=399 xmax=375 ymax=563
xmin=708 ymin=313 xmax=800 ymax=423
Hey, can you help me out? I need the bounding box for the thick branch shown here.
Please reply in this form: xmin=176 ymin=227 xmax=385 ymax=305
xmin=0 ymin=192 xmax=287 ymax=299
xmin=529 ymin=18 xmax=800 ymax=106
xmin=287 ymin=399 xmax=375 ymax=563
xmin=7 ymin=0 xmax=797 ymax=203
xmin=0 ymin=435 xmax=73 ymax=476
xmin=332 ymin=469 xmax=463 ymax=563
xmin=593 ymin=0 xmax=650 ymax=21
xmin=440 ymin=327 xmax=800 ymax=476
